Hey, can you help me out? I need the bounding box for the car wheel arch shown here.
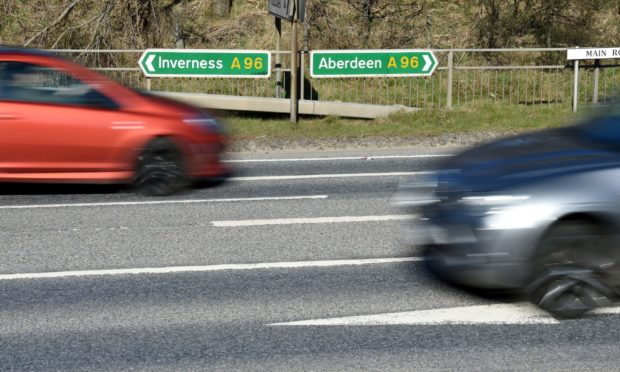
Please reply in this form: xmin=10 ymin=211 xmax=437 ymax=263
xmin=133 ymin=136 xmax=190 ymax=196
xmin=521 ymin=212 xmax=616 ymax=267
xmin=132 ymin=134 xmax=191 ymax=168
xmin=525 ymin=212 xmax=620 ymax=317
xmin=544 ymin=212 xmax=616 ymax=239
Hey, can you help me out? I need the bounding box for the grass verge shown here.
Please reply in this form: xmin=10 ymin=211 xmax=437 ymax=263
xmin=225 ymin=103 xmax=583 ymax=141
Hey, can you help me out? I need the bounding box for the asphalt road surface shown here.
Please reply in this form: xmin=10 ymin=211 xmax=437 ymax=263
xmin=1 ymin=147 xmax=619 ymax=371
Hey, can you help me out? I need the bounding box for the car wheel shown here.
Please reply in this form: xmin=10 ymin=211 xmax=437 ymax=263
xmin=526 ymin=221 xmax=619 ymax=318
xmin=134 ymin=138 xmax=188 ymax=196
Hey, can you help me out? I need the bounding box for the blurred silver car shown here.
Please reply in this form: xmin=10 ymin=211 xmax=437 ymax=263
xmin=396 ymin=105 xmax=620 ymax=318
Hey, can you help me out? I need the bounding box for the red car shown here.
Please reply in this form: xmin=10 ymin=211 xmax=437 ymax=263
xmin=0 ymin=47 xmax=228 ymax=195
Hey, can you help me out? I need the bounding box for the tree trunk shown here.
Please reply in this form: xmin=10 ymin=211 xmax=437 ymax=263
xmin=213 ymin=0 xmax=231 ymax=17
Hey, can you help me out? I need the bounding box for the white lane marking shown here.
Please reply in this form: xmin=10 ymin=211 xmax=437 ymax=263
xmin=212 ymin=215 xmax=415 ymax=227
xmin=0 ymin=257 xmax=423 ymax=281
xmin=224 ymin=155 xmax=450 ymax=163
xmin=269 ymin=302 xmax=620 ymax=326
xmin=232 ymin=172 xmax=430 ymax=181
xmin=0 ymin=195 xmax=328 ymax=210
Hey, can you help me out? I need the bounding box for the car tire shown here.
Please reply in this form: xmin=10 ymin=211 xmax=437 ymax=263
xmin=134 ymin=137 xmax=188 ymax=196
xmin=526 ymin=221 xmax=618 ymax=318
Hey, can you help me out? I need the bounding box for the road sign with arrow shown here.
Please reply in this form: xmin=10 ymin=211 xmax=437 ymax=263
xmin=138 ymin=49 xmax=271 ymax=78
xmin=310 ymin=49 xmax=439 ymax=78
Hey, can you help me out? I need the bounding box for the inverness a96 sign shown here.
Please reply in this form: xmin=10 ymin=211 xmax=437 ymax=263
xmin=139 ymin=49 xmax=271 ymax=78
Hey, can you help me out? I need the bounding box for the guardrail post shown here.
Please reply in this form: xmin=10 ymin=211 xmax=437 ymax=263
xmin=446 ymin=50 xmax=454 ymax=108
xmin=146 ymin=77 xmax=151 ymax=91
xmin=593 ymin=59 xmax=600 ymax=105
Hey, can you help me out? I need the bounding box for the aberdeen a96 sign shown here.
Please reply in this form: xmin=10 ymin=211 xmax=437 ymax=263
xmin=311 ymin=49 xmax=438 ymax=78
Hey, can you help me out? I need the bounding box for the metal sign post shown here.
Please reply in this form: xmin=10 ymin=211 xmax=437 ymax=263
xmin=573 ymin=59 xmax=580 ymax=113
xmin=593 ymin=59 xmax=600 ymax=104
xmin=275 ymin=18 xmax=282 ymax=98
xmin=290 ymin=20 xmax=298 ymax=124
xmin=269 ymin=0 xmax=306 ymax=123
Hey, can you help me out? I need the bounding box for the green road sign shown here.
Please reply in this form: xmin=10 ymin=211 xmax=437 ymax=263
xmin=310 ymin=49 xmax=438 ymax=78
xmin=138 ymin=49 xmax=271 ymax=78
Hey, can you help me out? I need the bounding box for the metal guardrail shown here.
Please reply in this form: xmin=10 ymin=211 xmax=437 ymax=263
xmin=49 ymin=48 xmax=620 ymax=112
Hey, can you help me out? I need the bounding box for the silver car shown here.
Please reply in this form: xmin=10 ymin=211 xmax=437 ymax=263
xmin=397 ymin=105 xmax=620 ymax=318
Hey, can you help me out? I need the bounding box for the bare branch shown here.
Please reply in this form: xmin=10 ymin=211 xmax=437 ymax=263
xmin=24 ymin=0 xmax=83 ymax=47
xmin=163 ymin=0 xmax=186 ymax=12
xmin=83 ymin=0 xmax=117 ymax=50
xmin=50 ymin=14 xmax=99 ymax=48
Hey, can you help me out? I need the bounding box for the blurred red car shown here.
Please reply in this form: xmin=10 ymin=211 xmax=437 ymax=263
xmin=0 ymin=47 xmax=228 ymax=195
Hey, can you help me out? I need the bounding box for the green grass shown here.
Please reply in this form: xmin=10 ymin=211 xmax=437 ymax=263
xmin=225 ymin=103 xmax=583 ymax=141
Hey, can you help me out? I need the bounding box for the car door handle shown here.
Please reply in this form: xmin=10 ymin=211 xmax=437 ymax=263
xmin=0 ymin=114 xmax=19 ymax=120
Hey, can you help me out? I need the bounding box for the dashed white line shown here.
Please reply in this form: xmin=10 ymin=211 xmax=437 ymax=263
xmin=212 ymin=215 xmax=415 ymax=227
xmin=0 ymin=257 xmax=423 ymax=281
xmin=269 ymin=302 xmax=620 ymax=326
xmin=232 ymin=172 xmax=430 ymax=181
xmin=224 ymin=155 xmax=450 ymax=163
xmin=0 ymin=195 xmax=328 ymax=210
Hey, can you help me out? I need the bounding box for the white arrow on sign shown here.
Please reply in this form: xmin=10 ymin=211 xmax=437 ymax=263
xmin=145 ymin=54 xmax=156 ymax=73
xmin=422 ymin=55 xmax=432 ymax=72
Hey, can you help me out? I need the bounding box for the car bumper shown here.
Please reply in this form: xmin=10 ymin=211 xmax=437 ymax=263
xmin=188 ymin=139 xmax=230 ymax=179
xmin=410 ymin=219 xmax=533 ymax=289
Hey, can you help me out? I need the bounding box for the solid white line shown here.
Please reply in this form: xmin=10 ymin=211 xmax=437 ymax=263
xmin=212 ymin=215 xmax=415 ymax=227
xmin=224 ymin=155 xmax=450 ymax=163
xmin=0 ymin=257 xmax=423 ymax=281
xmin=0 ymin=195 xmax=328 ymax=210
xmin=232 ymin=172 xmax=430 ymax=181
xmin=269 ymin=302 xmax=620 ymax=326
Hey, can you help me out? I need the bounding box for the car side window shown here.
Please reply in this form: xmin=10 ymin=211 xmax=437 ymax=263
xmin=0 ymin=61 xmax=118 ymax=109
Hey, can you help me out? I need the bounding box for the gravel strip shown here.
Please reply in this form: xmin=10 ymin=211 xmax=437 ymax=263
xmin=228 ymin=131 xmax=523 ymax=153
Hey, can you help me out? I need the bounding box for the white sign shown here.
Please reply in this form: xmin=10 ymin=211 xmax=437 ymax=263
xmin=567 ymin=47 xmax=620 ymax=60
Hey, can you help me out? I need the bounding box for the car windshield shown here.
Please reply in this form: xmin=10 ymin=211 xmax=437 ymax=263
xmin=0 ymin=60 xmax=117 ymax=108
